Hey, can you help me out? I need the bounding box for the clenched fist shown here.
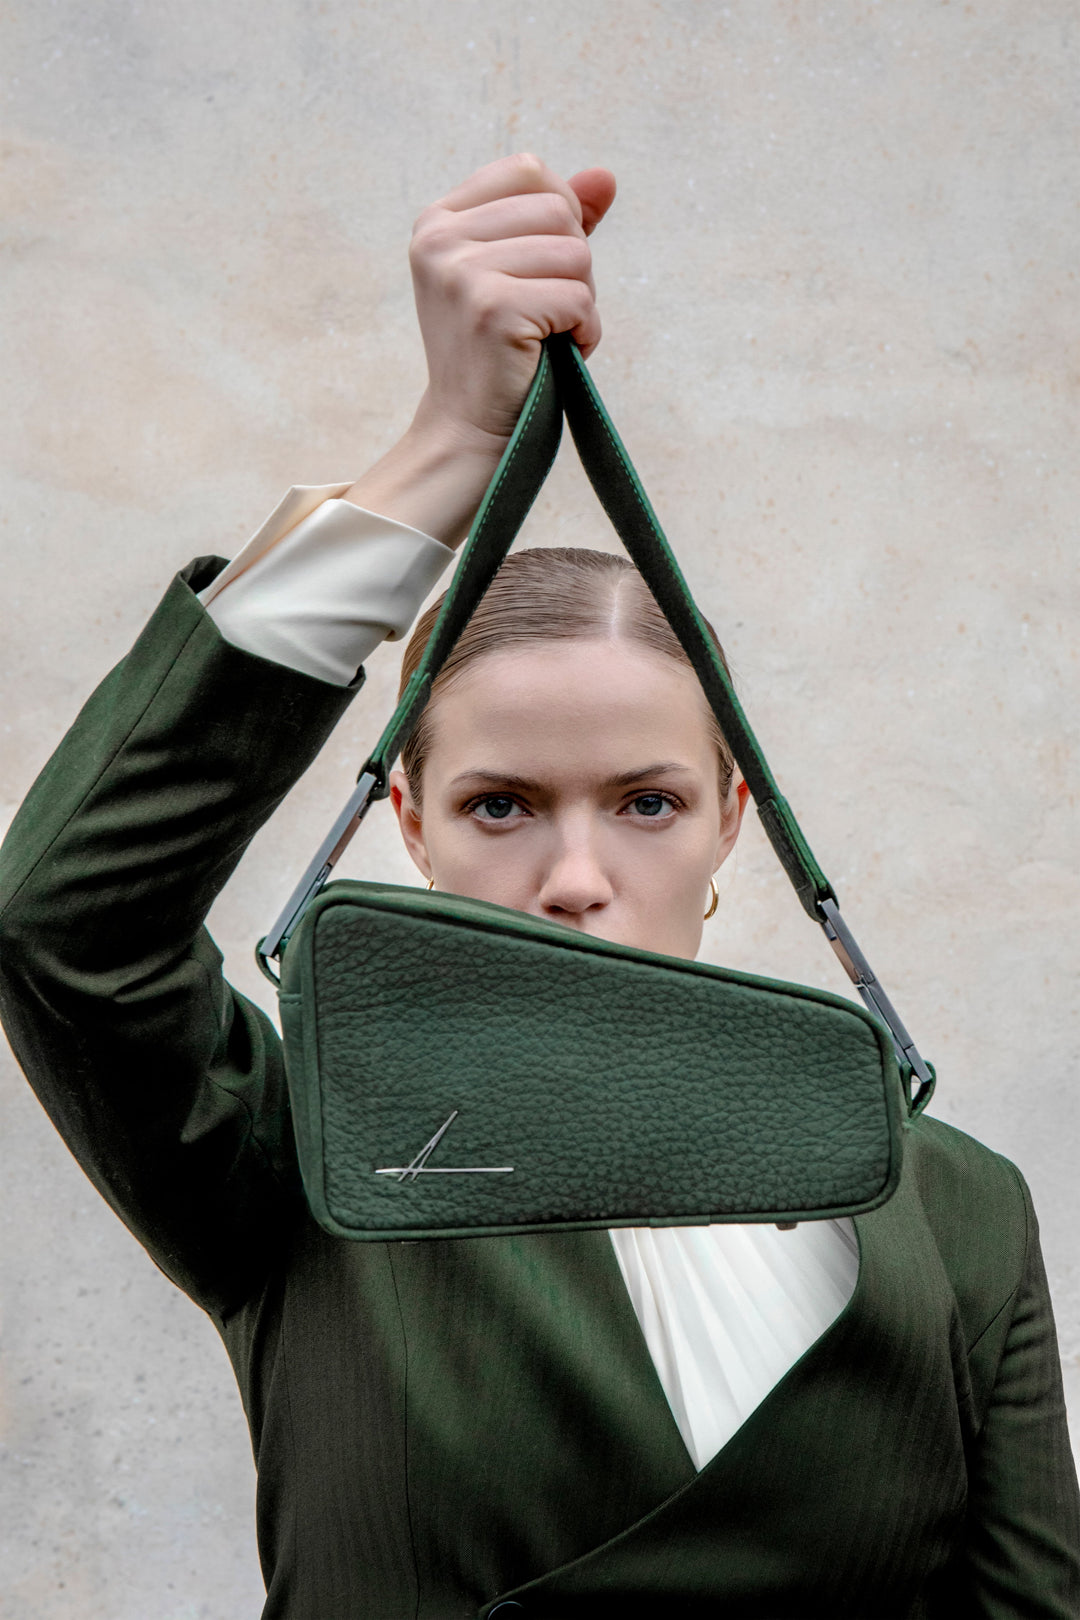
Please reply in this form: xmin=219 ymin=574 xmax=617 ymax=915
xmin=409 ymin=153 xmax=617 ymax=450
xmin=345 ymin=154 xmax=615 ymax=545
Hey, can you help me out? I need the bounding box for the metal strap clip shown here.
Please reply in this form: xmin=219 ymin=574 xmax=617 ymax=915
xmin=257 ymin=770 xmax=380 ymax=978
xmin=817 ymin=897 xmax=933 ymax=1100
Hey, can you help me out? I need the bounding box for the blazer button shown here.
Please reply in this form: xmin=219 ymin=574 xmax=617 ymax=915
xmin=488 ymin=1605 xmax=525 ymax=1616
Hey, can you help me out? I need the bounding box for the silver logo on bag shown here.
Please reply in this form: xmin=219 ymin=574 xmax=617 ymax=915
xmin=375 ymin=1110 xmax=514 ymax=1182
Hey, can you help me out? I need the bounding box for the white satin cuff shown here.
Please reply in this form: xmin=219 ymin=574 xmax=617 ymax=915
xmin=198 ymin=484 xmax=454 ymax=686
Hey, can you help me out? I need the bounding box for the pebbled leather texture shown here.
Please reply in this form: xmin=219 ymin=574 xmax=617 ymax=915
xmin=279 ymin=883 xmax=905 ymax=1241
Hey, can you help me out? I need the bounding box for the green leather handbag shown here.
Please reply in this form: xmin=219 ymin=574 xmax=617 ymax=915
xmin=257 ymin=334 xmax=934 ymax=1243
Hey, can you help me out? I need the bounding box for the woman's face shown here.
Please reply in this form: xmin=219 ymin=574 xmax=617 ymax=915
xmin=389 ymin=638 xmax=748 ymax=960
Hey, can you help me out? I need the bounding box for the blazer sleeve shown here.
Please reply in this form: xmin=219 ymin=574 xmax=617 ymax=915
xmin=956 ymin=1169 xmax=1080 ymax=1617
xmin=0 ymin=559 xmax=359 ymax=1319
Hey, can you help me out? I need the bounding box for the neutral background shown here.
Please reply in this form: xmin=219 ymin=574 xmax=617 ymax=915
xmin=1 ymin=1 xmax=1077 ymax=1614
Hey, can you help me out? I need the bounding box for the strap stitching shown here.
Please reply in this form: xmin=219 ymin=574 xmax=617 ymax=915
xmin=563 ymin=352 xmax=755 ymax=728
xmin=561 ymin=346 xmax=831 ymax=911
xmin=371 ymin=358 xmax=557 ymax=778
xmin=416 ymin=357 xmax=550 ymax=683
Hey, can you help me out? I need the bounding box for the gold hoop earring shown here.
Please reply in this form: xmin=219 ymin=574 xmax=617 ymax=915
xmin=704 ymin=875 xmax=719 ymax=921
xmin=426 ymin=875 xmax=435 ymax=891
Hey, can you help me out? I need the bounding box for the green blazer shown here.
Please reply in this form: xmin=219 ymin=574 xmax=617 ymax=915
xmin=1 ymin=562 xmax=1077 ymax=1620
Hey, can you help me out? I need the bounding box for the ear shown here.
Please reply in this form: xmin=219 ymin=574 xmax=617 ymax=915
xmin=713 ymin=773 xmax=751 ymax=873
xmin=389 ymin=768 xmax=432 ymax=881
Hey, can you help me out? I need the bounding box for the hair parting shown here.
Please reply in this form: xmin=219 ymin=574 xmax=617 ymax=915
xmin=397 ymin=548 xmax=736 ymax=806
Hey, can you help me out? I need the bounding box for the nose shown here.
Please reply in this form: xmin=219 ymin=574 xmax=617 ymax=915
xmin=536 ymin=819 xmax=613 ymax=921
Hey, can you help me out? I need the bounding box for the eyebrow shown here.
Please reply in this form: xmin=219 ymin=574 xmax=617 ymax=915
xmin=447 ymin=763 xmax=694 ymax=792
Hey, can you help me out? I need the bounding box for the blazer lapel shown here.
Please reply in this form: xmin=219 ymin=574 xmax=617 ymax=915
xmin=390 ymin=1226 xmax=696 ymax=1603
xmin=480 ymin=1180 xmax=968 ymax=1618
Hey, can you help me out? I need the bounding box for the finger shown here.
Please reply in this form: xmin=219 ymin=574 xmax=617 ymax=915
xmin=498 ymin=276 xmax=597 ymax=347
xmin=568 ymin=168 xmax=617 ymax=237
xmin=573 ymin=305 xmax=602 ymax=359
xmin=433 ymin=152 xmax=584 ymax=229
xmin=444 ymin=191 xmax=586 ymax=245
xmin=470 ymin=234 xmax=594 ymax=296
xmin=516 ymin=271 xmax=601 ymax=356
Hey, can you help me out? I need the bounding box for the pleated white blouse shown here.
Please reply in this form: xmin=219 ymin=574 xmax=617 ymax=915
xmin=199 ymin=488 xmax=860 ymax=1471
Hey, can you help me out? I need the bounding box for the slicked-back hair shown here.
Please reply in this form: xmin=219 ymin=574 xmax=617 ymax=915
xmin=398 ymin=547 xmax=736 ymax=804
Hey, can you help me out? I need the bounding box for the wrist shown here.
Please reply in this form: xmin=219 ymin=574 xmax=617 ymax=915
xmin=407 ymin=389 xmax=512 ymax=469
xmin=343 ymin=397 xmax=507 ymax=549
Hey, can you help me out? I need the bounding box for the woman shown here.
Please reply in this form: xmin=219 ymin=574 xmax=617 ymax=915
xmin=1 ymin=154 xmax=1077 ymax=1618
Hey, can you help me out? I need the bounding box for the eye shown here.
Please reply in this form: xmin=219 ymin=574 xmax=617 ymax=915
xmin=469 ymin=794 xmax=526 ymax=822
xmin=626 ymin=791 xmax=679 ymax=819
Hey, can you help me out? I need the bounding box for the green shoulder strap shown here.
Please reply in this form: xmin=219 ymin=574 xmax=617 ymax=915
xmin=258 ymin=335 xmax=933 ymax=1109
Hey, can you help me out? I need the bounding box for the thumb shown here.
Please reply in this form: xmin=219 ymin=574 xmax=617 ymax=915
xmin=568 ymin=167 xmax=617 ymax=236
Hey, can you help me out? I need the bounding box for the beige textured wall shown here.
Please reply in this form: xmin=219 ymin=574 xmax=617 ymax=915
xmin=2 ymin=1 xmax=1078 ymax=1613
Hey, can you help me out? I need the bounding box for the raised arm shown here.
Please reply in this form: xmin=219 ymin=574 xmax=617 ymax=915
xmin=346 ymin=155 xmax=615 ymax=545
xmin=198 ymin=157 xmax=615 ymax=678
xmin=0 ymin=155 xmax=615 ymax=1321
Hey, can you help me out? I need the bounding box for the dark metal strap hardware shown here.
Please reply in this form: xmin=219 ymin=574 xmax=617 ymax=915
xmin=257 ymin=770 xmax=380 ymax=976
xmin=817 ymin=897 xmax=933 ymax=1095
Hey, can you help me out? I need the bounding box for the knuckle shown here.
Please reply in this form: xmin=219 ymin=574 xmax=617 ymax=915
xmin=440 ymin=250 xmax=478 ymax=300
xmin=563 ymin=236 xmax=592 ymax=275
xmin=463 ymin=275 xmax=500 ymax=320
xmin=511 ymin=151 xmax=546 ymax=182
xmin=409 ymin=203 xmax=441 ymax=244
xmin=470 ymin=293 xmax=506 ymax=337
xmin=409 ymin=214 xmax=456 ymax=266
xmin=576 ymin=288 xmax=598 ymax=324
xmin=542 ymin=192 xmax=578 ymax=233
